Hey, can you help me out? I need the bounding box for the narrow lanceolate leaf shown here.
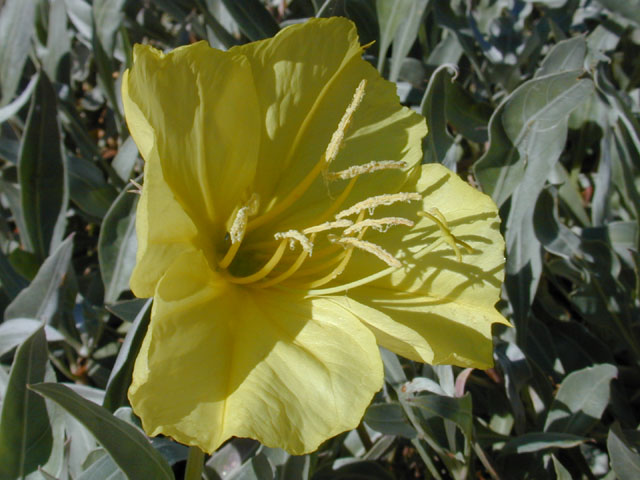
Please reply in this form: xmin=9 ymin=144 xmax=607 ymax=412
xmin=92 ymin=0 xmax=127 ymax=55
xmin=220 ymin=0 xmax=279 ymax=41
xmin=407 ymin=393 xmax=473 ymax=440
xmin=0 ymin=74 xmax=37 ymax=123
xmin=420 ymin=64 xmax=458 ymax=170
xmin=98 ymin=188 xmax=138 ymax=304
xmin=29 ymin=383 xmax=174 ymax=480
xmin=18 ymin=71 xmax=67 ymax=261
xmin=545 ymin=364 xmax=617 ymax=435
xmin=0 ymin=318 xmax=64 ymax=358
xmin=4 ymin=236 xmax=74 ymax=322
xmin=365 ymin=403 xmax=417 ymax=438
xmin=103 ymin=299 xmax=152 ymax=412
xmin=501 ymin=432 xmax=587 ymax=455
xmin=0 ymin=0 xmax=36 ymax=106
xmin=375 ymin=0 xmax=413 ymax=73
xmin=608 ymin=422 xmax=640 ymax=480
xmin=388 ymin=0 xmax=429 ymax=82
xmin=0 ymin=328 xmax=51 ymax=480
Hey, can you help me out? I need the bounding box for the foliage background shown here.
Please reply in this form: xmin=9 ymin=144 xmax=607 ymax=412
xmin=0 ymin=0 xmax=639 ymax=478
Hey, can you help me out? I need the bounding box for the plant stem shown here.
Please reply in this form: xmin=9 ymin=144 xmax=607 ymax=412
xmin=184 ymin=446 xmax=204 ymax=480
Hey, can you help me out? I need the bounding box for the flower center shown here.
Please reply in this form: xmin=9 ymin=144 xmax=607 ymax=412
xmin=215 ymin=80 xmax=468 ymax=293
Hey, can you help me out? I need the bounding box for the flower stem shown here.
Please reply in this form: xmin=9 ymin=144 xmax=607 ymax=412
xmin=184 ymin=446 xmax=204 ymax=480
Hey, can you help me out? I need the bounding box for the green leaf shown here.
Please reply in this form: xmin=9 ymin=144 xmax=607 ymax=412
xmin=18 ymin=71 xmax=67 ymax=261
xmin=375 ymin=0 xmax=413 ymax=73
xmin=501 ymin=432 xmax=586 ymax=454
xmin=29 ymin=383 xmax=174 ymax=480
xmin=68 ymin=155 xmax=118 ymax=219
xmin=388 ymin=0 xmax=429 ymax=82
xmin=0 ymin=327 xmax=51 ymax=479
xmin=92 ymin=0 xmax=127 ymax=55
xmin=0 ymin=318 xmax=64 ymax=357
xmin=219 ymin=0 xmax=279 ymax=41
xmin=76 ymin=451 xmax=127 ymax=480
xmin=544 ymin=364 xmax=617 ymax=435
xmin=0 ymin=0 xmax=36 ymax=105
xmin=4 ymin=235 xmax=74 ymax=322
xmin=0 ymin=247 xmax=28 ymax=300
xmin=552 ymin=455 xmax=573 ymax=480
xmin=227 ymin=452 xmax=274 ymax=480
xmin=98 ymin=187 xmax=138 ymax=304
xmin=594 ymin=0 xmax=640 ymax=27
xmin=42 ymin=0 xmax=72 ymax=82
xmin=0 ymin=74 xmax=37 ymax=123
xmin=112 ymin=136 xmax=139 ymax=182
xmin=103 ymin=299 xmax=152 ymax=412
xmin=420 ymin=64 xmax=458 ymax=170
xmin=535 ymin=36 xmax=586 ymax=77
xmin=364 ymin=402 xmax=417 ymax=438
xmin=475 ymin=71 xmax=593 ymax=206
xmin=608 ymin=422 xmax=640 ymax=480
xmin=407 ymin=393 xmax=473 ymax=440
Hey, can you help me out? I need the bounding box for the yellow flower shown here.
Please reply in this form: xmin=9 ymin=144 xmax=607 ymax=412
xmin=122 ymin=17 xmax=508 ymax=455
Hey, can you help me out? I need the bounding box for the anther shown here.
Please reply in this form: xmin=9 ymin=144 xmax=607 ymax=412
xmin=325 ymin=79 xmax=367 ymax=166
xmin=335 ymin=192 xmax=421 ymax=219
xmin=343 ymin=217 xmax=414 ymax=235
xmin=330 ymin=236 xmax=402 ymax=268
xmin=325 ymin=160 xmax=407 ymax=181
xmin=274 ymin=230 xmax=314 ymax=255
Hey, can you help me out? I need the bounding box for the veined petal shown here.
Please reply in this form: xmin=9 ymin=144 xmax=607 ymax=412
xmin=328 ymin=163 xmax=508 ymax=368
xmin=232 ymin=18 xmax=427 ymax=236
xmin=326 ymin=289 xmax=508 ymax=369
xmin=129 ymin=249 xmax=383 ymax=455
xmin=123 ymin=43 xmax=261 ymax=242
xmin=122 ymin=71 xmax=199 ymax=298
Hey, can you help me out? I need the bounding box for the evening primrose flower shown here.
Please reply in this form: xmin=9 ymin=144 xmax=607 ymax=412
xmin=122 ymin=17 xmax=508 ymax=455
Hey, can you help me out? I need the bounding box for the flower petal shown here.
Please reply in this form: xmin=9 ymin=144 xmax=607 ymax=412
xmin=123 ymin=43 xmax=261 ymax=241
xmin=326 ymin=163 xmax=509 ymax=368
xmin=129 ymin=249 xmax=383 ymax=454
xmin=122 ymin=71 xmax=199 ymax=298
xmin=232 ymin=18 xmax=427 ymax=235
xmin=326 ymin=288 xmax=508 ymax=369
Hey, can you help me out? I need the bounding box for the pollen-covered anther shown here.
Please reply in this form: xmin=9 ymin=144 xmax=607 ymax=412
xmin=303 ymin=219 xmax=353 ymax=235
xmin=330 ymin=236 xmax=402 ymax=268
xmin=343 ymin=217 xmax=414 ymax=235
xmin=324 ymin=79 xmax=367 ymax=166
xmin=335 ymin=192 xmax=422 ymax=220
xmin=274 ymin=230 xmax=314 ymax=255
xmin=325 ymin=160 xmax=407 ymax=181
xmin=228 ymin=194 xmax=261 ymax=244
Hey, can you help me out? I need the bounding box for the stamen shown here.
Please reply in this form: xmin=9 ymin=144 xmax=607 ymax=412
xmin=256 ymin=234 xmax=317 ymax=288
xmin=335 ymin=192 xmax=421 ymax=219
xmin=274 ymin=230 xmax=314 ymax=255
xmin=418 ymin=208 xmax=473 ymax=262
xmin=330 ymin=236 xmax=402 ymax=268
xmin=226 ymin=239 xmax=288 ymax=284
xmin=127 ymin=179 xmax=143 ymax=194
xmin=307 ymin=265 xmax=397 ymax=296
xmin=325 ymin=79 xmax=367 ymax=165
xmin=343 ymin=217 xmax=414 ymax=235
xmin=303 ymin=219 xmax=353 ymax=235
xmin=325 ymin=160 xmax=407 ymax=181
xmin=303 ymin=247 xmax=355 ymax=289
xmin=219 ymin=194 xmax=261 ymax=269
xmin=247 ymin=81 xmax=367 ymax=233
